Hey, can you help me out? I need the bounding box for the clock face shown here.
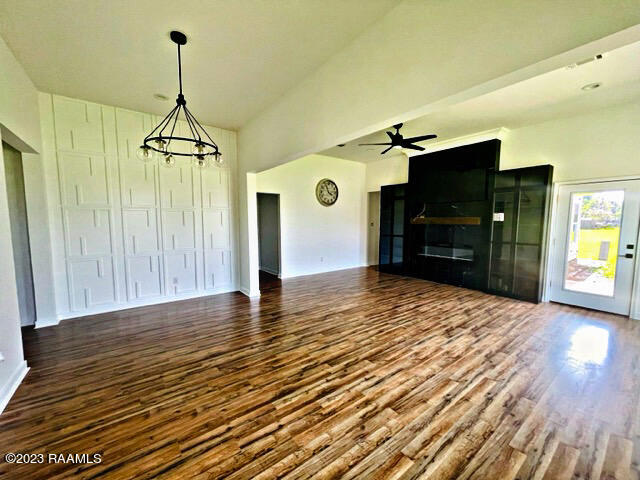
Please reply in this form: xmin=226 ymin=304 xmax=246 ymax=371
xmin=316 ymin=179 xmax=338 ymax=206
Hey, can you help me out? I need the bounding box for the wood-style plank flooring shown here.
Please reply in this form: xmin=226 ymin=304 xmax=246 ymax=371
xmin=259 ymin=270 xmax=282 ymax=292
xmin=1 ymin=267 xmax=639 ymax=479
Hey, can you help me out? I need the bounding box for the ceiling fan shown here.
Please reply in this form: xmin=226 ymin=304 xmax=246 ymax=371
xmin=359 ymin=123 xmax=437 ymax=154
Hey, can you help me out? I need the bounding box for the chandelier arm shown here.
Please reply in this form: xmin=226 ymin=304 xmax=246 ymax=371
xmin=183 ymin=107 xmax=201 ymax=137
xmin=182 ymin=105 xmax=201 ymax=143
xmin=155 ymin=107 xmax=180 ymax=141
xmin=186 ymin=107 xmax=213 ymax=148
xmin=200 ymin=126 xmax=219 ymax=150
xmin=185 ymin=106 xmax=218 ymax=150
xmin=144 ymin=104 xmax=178 ymax=142
xmin=156 ymin=105 xmax=179 ymax=143
xmin=164 ymin=105 xmax=182 ymax=151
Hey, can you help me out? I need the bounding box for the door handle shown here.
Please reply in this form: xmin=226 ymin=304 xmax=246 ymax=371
xmin=619 ymin=253 xmax=634 ymax=259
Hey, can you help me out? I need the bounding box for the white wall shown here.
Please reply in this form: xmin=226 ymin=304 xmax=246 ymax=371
xmin=367 ymin=191 xmax=380 ymax=266
xmin=0 ymin=37 xmax=41 ymax=152
xmin=0 ymin=131 xmax=29 ymax=414
xmin=2 ymin=142 xmax=36 ymax=326
xmin=1 ymin=35 xmax=58 ymax=327
xmin=366 ymin=101 xmax=640 ymax=188
xmin=500 ymin=101 xmax=640 ymax=182
xmin=365 ymin=154 xmax=409 ymax=192
xmin=238 ymin=172 xmax=260 ymax=297
xmin=39 ymin=93 xmax=239 ymax=321
xmin=0 ymin=36 xmax=35 ymax=413
xmin=257 ymin=154 xmax=366 ymax=279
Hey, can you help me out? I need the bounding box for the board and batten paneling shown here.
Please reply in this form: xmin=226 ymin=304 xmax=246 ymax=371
xmin=43 ymin=94 xmax=237 ymax=319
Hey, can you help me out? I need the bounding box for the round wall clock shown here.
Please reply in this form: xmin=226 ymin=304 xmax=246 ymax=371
xmin=315 ymin=178 xmax=338 ymax=206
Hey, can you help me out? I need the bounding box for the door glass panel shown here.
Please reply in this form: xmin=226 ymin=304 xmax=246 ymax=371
xmin=489 ymin=243 xmax=512 ymax=292
xmin=493 ymin=192 xmax=514 ymax=242
xmin=380 ymin=236 xmax=391 ymax=264
xmin=393 ymin=199 xmax=404 ymax=235
xmin=380 ymin=202 xmax=392 ymax=234
xmin=520 ymin=170 xmax=548 ymax=187
xmin=495 ymin=172 xmax=515 ymax=189
xmin=564 ymin=190 xmax=623 ymax=297
xmin=514 ymin=245 xmax=540 ymax=299
xmin=392 ymin=237 xmax=403 ymax=265
xmin=517 ymin=189 xmax=544 ymax=244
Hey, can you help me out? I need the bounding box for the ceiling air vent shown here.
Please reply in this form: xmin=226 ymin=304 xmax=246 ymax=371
xmin=566 ymin=53 xmax=604 ymax=69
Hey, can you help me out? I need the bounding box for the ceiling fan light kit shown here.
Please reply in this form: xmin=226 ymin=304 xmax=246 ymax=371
xmin=359 ymin=123 xmax=437 ymax=155
xmin=137 ymin=31 xmax=223 ymax=168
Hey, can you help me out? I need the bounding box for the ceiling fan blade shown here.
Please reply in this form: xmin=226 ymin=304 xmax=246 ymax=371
xmin=402 ymin=144 xmax=426 ymax=151
xmin=402 ymin=134 xmax=437 ymax=143
xmin=386 ymin=131 xmax=394 ymax=140
xmin=359 ymin=142 xmax=393 ymax=146
xmin=380 ymin=146 xmax=394 ymax=154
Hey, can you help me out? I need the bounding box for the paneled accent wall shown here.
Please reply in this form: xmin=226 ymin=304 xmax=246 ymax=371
xmin=42 ymin=94 xmax=237 ymax=318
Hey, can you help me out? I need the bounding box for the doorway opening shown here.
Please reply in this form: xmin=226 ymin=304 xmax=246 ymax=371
xmin=367 ymin=191 xmax=380 ymax=266
xmin=257 ymin=192 xmax=281 ymax=290
xmin=549 ymin=179 xmax=640 ymax=315
xmin=2 ymin=141 xmax=37 ymax=326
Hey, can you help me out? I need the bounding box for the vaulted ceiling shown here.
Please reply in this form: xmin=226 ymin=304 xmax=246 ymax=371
xmin=0 ymin=0 xmax=399 ymax=129
xmin=322 ymin=40 xmax=640 ymax=163
xmin=2 ymin=0 xmax=639 ymax=171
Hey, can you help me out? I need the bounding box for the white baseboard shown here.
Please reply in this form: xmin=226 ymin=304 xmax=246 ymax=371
xmin=0 ymin=360 xmax=29 ymax=415
xmin=240 ymin=286 xmax=261 ymax=298
xmin=56 ymin=286 xmax=239 ymax=322
xmin=280 ymin=264 xmax=368 ymax=280
xmin=35 ymin=316 xmax=60 ymax=329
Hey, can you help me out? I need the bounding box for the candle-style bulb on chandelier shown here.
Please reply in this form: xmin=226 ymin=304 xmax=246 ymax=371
xmin=137 ymin=31 xmax=223 ymax=168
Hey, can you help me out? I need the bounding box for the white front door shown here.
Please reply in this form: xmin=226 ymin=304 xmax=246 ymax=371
xmin=550 ymin=180 xmax=640 ymax=315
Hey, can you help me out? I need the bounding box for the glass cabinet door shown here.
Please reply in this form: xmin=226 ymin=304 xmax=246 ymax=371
xmin=379 ymin=184 xmax=407 ymax=272
xmin=489 ymin=165 xmax=553 ymax=302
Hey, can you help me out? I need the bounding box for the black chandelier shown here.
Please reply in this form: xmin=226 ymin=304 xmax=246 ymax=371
xmin=137 ymin=31 xmax=222 ymax=168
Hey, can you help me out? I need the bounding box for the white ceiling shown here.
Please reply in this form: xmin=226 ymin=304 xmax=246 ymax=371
xmin=0 ymin=0 xmax=399 ymax=130
xmin=322 ymin=40 xmax=640 ymax=163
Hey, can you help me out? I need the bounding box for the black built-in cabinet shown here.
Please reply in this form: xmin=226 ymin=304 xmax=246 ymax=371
xmin=378 ymin=139 xmax=553 ymax=303
xmin=405 ymin=140 xmax=499 ymax=291
xmin=488 ymin=165 xmax=553 ymax=302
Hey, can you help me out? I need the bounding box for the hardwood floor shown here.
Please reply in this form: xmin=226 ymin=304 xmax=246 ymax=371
xmin=1 ymin=267 xmax=639 ymax=479
xmin=259 ymin=270 xmax=282 ymax=291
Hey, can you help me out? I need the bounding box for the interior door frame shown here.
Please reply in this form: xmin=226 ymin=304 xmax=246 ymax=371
xmin=542 ymin=174 xmax=640 ymax=319
xmin=256 ymin=192 xmax=281 ymax=278
xmin=367 ymin=191 xmax=380 ymax=266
